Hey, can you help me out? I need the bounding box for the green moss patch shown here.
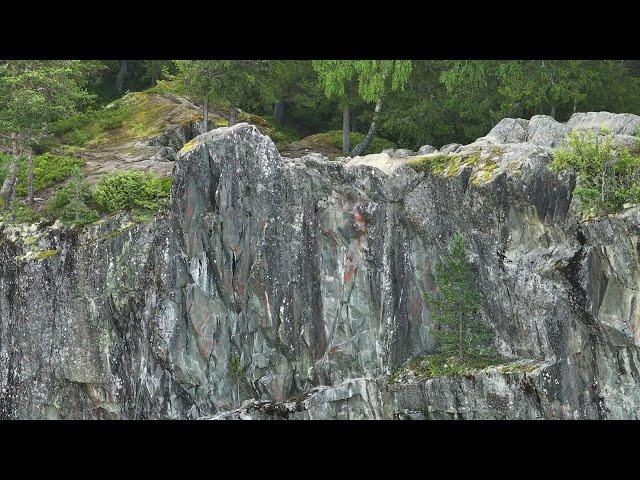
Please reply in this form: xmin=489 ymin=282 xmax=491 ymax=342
xmin=48 ymin=91 xmax=201 ymax=149
xmin=388 ymin=354 xmax=504 ymax=384
xmin=408 ymin=152 xmax=480 ymax=177
xmin=34 ymin=249 xmax=59 ymax=260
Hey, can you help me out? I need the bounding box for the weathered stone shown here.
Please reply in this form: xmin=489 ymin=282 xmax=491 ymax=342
xmin=526 ymin=115 xmax=569 ymax=148
xmin=440 ymin=143 xmax=463 ymax=154
xmin=486 ymin=118 xmax=529 ymax=143
xmin=567 ymin=112 xmax=640 ymax=136
xmin=2 ymin=114 xmax=640 ymax=420
xmin=382 ymin=148 xmax=415 ymax=158
xmin=418 ymin=145 xmax=437 ymax=155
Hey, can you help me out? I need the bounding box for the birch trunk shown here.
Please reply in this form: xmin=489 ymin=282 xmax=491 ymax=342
xmin=342 ymin=105 xmax=350 ymax=155
xmin=350 ymin=97 xmax=383 ymax=157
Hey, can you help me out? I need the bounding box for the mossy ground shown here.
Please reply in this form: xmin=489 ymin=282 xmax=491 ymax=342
xmin=48 ymin=91 xmax=201 ymax=150
xmin=408 ymin=152 xmax=481 ymax=177
xmin=281 ymin=130 xmax=396 ymax=160
xmin=0 ymin=153 xmax=85 ymax=199
xmin=387 ymin=354 xmax=528 ymax=385
xmin=407 ymin=149 xmax=521 ymax=187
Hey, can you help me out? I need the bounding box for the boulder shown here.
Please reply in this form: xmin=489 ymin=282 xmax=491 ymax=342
xmin=418 ymin=144 xmax=437 ymax=155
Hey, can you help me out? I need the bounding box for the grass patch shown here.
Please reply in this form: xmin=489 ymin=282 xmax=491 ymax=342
xmin=0 ymin=153 xmax=84 ymax=198
xmin=0 ymin=202 xmax=39 ymax=224
xmin=301 ymin=130 xmax=396 ymax=157
xmin=47 ymin=91 xmax=200 ymax=149
xmin=388 ymin=354 xmax=503 ymax=385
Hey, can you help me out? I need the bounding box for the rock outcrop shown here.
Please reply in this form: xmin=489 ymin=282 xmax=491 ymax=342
xmin=2 ymin=112 xmax=640 ymax=419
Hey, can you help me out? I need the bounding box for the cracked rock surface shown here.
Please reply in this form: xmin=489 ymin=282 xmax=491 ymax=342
xmin=2 ymin=113 xmax=640 ymax=419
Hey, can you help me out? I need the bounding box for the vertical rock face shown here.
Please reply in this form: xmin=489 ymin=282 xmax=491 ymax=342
xmin=2 ymin=116 xmax=640 ymax=419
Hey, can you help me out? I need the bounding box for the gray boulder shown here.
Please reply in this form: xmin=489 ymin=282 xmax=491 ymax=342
xmin=526 ymin=115 xmax=569 ymax=148
xmin=382 ymin=148 xmax=414 ymax=158
xmin=418 ymin=144 xmax=437 ymax=155
xmin=567 ymin=112 xmax=640 ymax=136
xmin=150 ymin=146 xmax=178 ymax=162
xmin=440 ymin=143 xmax=463 ymax=153
xmin=486 ymin=118 xmax=529 ymax=143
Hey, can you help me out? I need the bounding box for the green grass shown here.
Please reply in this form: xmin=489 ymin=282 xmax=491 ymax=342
xmin=388 ymin=354 xmax=502 ymax=384
xmin=0 ymin=153 xmax=84 ymax=198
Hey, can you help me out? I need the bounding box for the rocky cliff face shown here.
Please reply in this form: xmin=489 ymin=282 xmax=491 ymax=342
xmin=2 ymin=113 xmax=640 ymax=419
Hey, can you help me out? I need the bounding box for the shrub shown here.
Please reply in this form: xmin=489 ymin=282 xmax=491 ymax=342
xmin=551 ymin=130 xmax=640 ymax=218
xmin=0 ymin=152 xmax=84 ymax=197
xmin=0 ymin=201 xmax=39 ymax=224
xmin=93 ymin=171 xmax=172 ymax=214
xmin=45 ymin=167 xmax=99 ymax=226
xmin=388 ymin=354 xmax=502 ymax=384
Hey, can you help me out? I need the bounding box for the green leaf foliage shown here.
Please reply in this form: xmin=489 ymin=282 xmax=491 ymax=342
xmin=551 ymin=129 xmax=640 ymax=218
xmin=45 ymin=167 xmax=99 ymax=226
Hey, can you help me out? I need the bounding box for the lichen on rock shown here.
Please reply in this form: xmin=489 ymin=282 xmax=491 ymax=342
xmin=2 ymin=113 xmax=640 ymax=419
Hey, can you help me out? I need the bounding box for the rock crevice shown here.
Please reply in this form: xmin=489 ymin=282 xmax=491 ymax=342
xmin=2 ymin=113 xmax=640 ymax=419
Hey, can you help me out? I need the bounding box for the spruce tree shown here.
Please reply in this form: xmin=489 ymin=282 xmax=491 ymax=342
xmin=424 ymin=233 xmax=496 ymax=362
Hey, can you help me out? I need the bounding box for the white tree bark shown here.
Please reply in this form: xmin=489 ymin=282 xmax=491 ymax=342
xmin=350 ymin=97 xmax=383 ymax=157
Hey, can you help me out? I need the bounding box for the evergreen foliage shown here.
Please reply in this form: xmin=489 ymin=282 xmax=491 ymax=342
xmin=93 ymin=171 xmax=172 ymax=214
xmin=45 ymin=167 xmax=99 ymax=226
xmin=424 ymin=233 xmax=496 ymax=362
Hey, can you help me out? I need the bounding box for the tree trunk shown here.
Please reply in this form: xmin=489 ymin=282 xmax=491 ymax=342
xmin=342 ymin=105 xmax=350 ymax=155
xmin=273 ymin=101 xmax=286 ymax=125
xmin=458 ymin=310 xmax=463 ymax=362
xmin=203 ymin=98 xmax=209 ymax=132
xmin=228 ymin=105 xmax=238 ymax=127
xmin=116 ymin=60 xmax=128 ymax=93
xmin=573 ymin=98 xmax=578 ymax=114
xmin=0 ymin=134 xmax=19 ymax=205
xmin=550 ymin=103 xmax=556 ymax=119
xmin=27 ymin=149 xmax=34 ymax=206
xmin=350 ymin=97 xmax=383 ymax=157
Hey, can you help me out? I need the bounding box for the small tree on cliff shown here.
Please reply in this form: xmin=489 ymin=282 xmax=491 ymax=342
xmin=423 ymin=233 xmax=496 ymax=362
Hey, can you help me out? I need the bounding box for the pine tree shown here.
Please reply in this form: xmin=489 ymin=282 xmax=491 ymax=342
xmin=424 ymin=233 xmax=496 ymax=362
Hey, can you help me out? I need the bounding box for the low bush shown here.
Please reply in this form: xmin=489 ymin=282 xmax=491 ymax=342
xmin=45 ymin=168 xmax=99 ymax=226
xmin=551 ymin=129 xmax=640 ymax=218
xmin=93 ymin=171 xmax=172 ymax=214
xmin=0 ymin=152 xmax=84 ymax=197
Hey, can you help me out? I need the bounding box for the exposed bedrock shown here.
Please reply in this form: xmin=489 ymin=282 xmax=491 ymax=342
xmin=2 ymin=113 xmax=640 ymax=419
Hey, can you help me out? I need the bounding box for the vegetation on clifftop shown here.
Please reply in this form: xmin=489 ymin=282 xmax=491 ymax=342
xmin=551 ymin=129 xmax=640 ymax=219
